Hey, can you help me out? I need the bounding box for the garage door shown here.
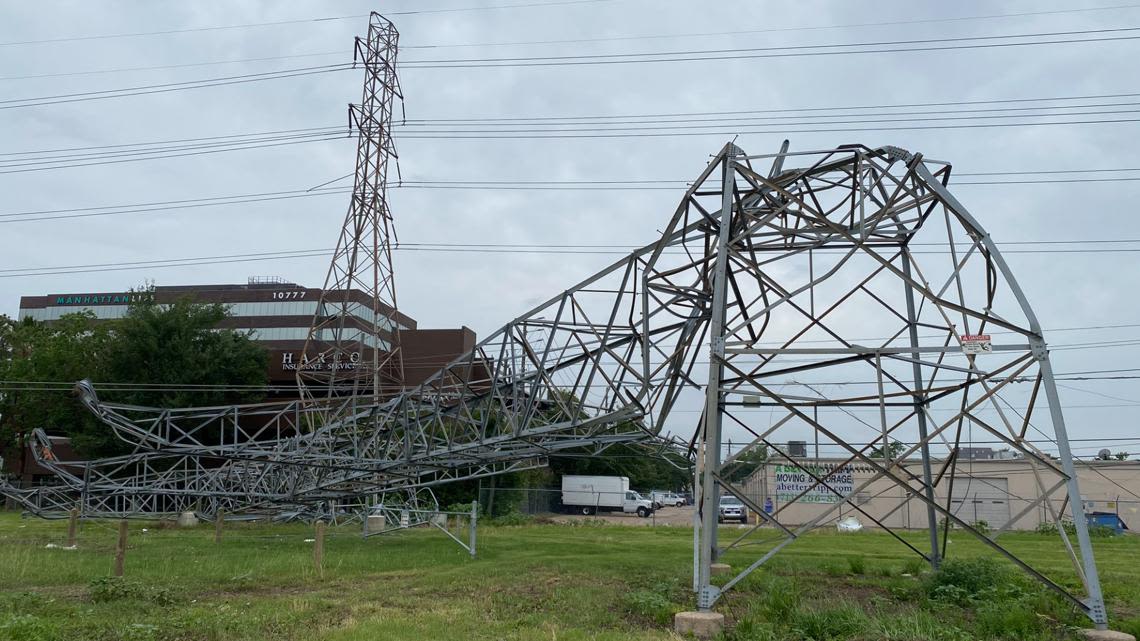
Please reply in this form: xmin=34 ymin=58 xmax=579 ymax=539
xmin=950 ymin=477 xmax=1010 ymax=530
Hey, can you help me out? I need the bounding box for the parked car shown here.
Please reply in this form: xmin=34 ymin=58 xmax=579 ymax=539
xmin=718 ymin=495 xmax=748 ymax=524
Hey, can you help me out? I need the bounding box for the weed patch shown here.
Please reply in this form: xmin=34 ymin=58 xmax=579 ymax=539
xmin=88 ymin=577 xmax=177 ymax=606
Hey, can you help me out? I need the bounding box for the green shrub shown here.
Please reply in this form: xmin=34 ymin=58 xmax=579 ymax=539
xmin=624 ymin=589 xmax=675 ymax=626
xmin=88 ymin=577 xmax=176 ymax=606
xmin=972 ymin=520 xmax=990 ymax=535
xmin=924 ymin=558 xmax=1008 ymax=604
xmin=846 ymin=555 xmax=866 ymax=575
xmin=1035 ymin=520 xmax=1116 ymax=537
xmin=487 ymin=511 xmax=534 ymax=527
xmin=624 ymin=580 xmax=683 ymax=626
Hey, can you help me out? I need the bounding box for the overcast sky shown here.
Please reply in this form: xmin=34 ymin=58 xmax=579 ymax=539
xmin=1 ymin=1 xmax=1138 ymax=457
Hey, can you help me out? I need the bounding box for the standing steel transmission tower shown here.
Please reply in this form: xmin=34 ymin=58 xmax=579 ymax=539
xmin=299 ymin=13 xmax=404 ymax=404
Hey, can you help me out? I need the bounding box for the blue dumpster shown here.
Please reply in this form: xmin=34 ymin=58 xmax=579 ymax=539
xmin=1086 ymin=512 xmax=1127 ymax=535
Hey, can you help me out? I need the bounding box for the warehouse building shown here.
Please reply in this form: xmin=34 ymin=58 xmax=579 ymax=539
xmin=740 ymin=452 xmax=1139 ymax=532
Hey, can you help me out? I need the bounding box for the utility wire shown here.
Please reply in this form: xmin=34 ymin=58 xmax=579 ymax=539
xmin=0 ymin=0 xmax=614 ymax=47
xmin=399 ymin=27 xmax=1140 ymax=68
xmin=6 ymin=4 xmax=1140 ymax=79
xmin=0 ymin=64 xmax=351 ymax=111
xmin=402 ymin=4 xmax=1140 ymax=49
xmin=4 ymin=26 xmax=1139 ymax=112
xmin=7 ymin=241 xmax=1140 ymax=278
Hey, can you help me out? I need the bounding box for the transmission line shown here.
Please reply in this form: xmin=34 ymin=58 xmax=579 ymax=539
xmin=0 ymin=0 xmax=614 ymax=47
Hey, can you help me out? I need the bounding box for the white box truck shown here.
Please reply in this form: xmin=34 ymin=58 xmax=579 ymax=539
xmin=561 ymin=475 xmax=655 ymax=517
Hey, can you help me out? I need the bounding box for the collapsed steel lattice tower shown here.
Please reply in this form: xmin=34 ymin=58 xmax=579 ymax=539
xmin=686 ymin=143 xmax=1107 ymax=627
xmin=0 ymin=140 xmax=1111 ymax=626
xmin=298 ymin=12 xmax=404 ymax=405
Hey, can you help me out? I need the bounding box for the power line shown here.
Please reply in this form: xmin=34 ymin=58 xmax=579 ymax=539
xmin=7 ymin=4 xmax=1140 ymax=80
xmin=7 ymin=240 xmax=1140 ymax=278
xmin=399 ymin=26 xmax=1140 ymax=68
xmin=12 ymin=97 xmax=1140 ymax=156
xmin=0 ymin=133 xmax=349 ymax=175
xmin=4 ymin=26 xmax=1139 ymax=114
xmin=0 ymin=0 xmax=613 ymax=47
xmin=402 ymin=4 xmax=1140 ymax=49
xmin=393 ymin=117 xmax=1140 ymax=139
xmin=0 ymin=64 xmax=350 ymax=111
xmin=6 ymin=160 xmax=1140 ymax=224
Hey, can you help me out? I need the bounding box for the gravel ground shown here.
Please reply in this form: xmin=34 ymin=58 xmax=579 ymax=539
xmin=547 ymin=505 xmax=756 ymax=527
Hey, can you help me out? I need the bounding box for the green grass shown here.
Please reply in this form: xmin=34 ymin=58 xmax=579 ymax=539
xmin=0 ymin=514 xmax=1137 ymax=640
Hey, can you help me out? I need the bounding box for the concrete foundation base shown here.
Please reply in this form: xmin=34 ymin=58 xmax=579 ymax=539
xmin=1077 ymin=629 xmax=1136 ymax=641
xmin=674 ymin=611 xmax=724 ymax=639
xmin=176 ymin=512 xmax=199 ymax=528
xmin=710 ymin=563 xmax=732 ymax=576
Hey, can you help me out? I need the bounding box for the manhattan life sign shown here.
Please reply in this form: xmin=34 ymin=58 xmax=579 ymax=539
xmin=774 ymin=463 xmax=856 ymax=504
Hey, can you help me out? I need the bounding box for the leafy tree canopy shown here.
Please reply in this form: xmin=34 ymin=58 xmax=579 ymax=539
xmin=0 ymin=290 xmax=267 ymax=459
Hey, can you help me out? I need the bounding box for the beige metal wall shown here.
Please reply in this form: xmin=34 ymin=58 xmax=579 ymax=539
xmin=738 ymin=458 xmax=1140 ymax=531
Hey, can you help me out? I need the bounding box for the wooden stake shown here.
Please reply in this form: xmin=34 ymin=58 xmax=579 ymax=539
xmin=113 ymin=520 xmax=128 ymax=577
xmin=66 ymin=507 xmax=79 ymax=547
xmin=214 ymin=509 xmax=224 ymax=544
xmin=314 ymin=521 xmax=326 ymax=576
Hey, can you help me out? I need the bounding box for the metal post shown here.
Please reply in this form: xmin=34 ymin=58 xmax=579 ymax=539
xmin=901 ymin=252 xmax=941 ymax=569
xmin=469 ymin=500 xmax=478 ymax=558
xmin=696 ymin=145 xmax=737 ymax=611
xmin=113 ymin=520 xmax=128 ymax=577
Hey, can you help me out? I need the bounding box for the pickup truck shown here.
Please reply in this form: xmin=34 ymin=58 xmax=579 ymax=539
xmin=718 ymin=495 xmax=748 ymax=524
xmin=650 ymin=491 xmax=685 ymax=508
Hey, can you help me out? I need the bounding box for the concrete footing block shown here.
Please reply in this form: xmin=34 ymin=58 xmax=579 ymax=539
xmin=710 ymin=563 xmax=732 ymax=576
xmin=1077 ymin=629 xmax=1136 ymax=641
xmin=176 ymin=511 xmax=200 ymax=527
xmin=674 ymin=611 xmax=724 ymax=639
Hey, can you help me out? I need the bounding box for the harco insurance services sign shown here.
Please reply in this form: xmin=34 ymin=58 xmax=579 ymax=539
xmin=774 ymin=464 xmax=855 ymax=504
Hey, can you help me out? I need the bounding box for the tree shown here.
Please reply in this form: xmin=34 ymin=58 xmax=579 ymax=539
xmin=868 ymin=439 xmax=906 ymax=459
xmin=1114 ymin=452 xmax=1131 ymax=461
xmin=0 ymin=312 xmax=113 ymax=458
xmin=722 ymin=445 xmax=768 ymax=484
xmin=0 ymin=293 xmax=268 ymax=459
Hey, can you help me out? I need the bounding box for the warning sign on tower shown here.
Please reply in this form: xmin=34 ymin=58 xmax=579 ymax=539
xmin=961 ymin=334 xmax=993 ymax=355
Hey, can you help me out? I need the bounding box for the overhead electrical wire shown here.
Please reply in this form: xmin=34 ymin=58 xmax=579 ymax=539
xmin=3 ymin=160 xmax=1140 ymax=224
xmin=0 ymin=63 xmax=351 ymax=111
xmin=0 ymin=0 xmax=615 ymax=47
xmin=398 ymin=26 xmax=1140 ymax=68
xmin=5 ymin=4 xmax=1140 ymax=80
xmin=5 ymin=91 xmax=1140 ymax=173
xmin=6 ymin=240 xmax=1140 ymax=278
xmin=402 ymin=4 xmax=1140 ymax=49
xmin=4 ymin=26 xmax=1140 ymax=113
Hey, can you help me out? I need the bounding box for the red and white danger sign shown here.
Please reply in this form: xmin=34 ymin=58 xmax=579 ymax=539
xmin=961 ymin=334 xmax=992 ymax=355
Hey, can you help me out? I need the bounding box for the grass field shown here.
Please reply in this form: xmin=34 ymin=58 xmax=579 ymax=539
xmin=0 ymin=513 xmax=1138 ymax=640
